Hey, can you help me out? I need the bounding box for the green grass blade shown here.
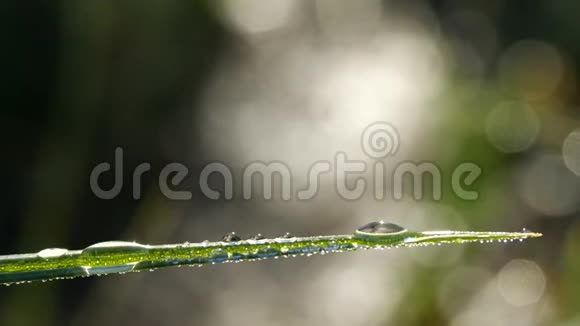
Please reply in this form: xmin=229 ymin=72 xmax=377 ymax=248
xmin=0 ymin=221 xmax=541 ymax=286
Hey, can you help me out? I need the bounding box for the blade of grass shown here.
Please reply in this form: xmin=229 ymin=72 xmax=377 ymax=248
xmin=0 ymin=221 xmax=541 ymax=285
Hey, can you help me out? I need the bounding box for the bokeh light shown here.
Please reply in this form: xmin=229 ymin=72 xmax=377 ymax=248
xmin=499 ymin=40 xmax=564 ymax=100
xmin=563 ymin=128 xmax=580 ymax=176
xmin=220 ymin=0 xmax=297 ymax=34
xmin=497 ymin=259 xmax=546 ymax=307
xmin=519 ymin=154 xmax=580 ymax=216
xmin=485 ymin=101 xmax=540 ymax=153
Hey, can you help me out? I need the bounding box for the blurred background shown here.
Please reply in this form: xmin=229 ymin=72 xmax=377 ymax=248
xmin=1 ymin=0 xmax=580 ymax=325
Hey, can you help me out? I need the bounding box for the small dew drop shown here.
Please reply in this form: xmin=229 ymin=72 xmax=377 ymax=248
xmin=280 ymin=232 xmax=294 ymax=239
xmin=249 ymin=233 xmax=265 ymax=240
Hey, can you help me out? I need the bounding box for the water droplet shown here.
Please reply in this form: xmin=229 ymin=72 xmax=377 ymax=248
xmin=356 ymin=221 xmax=406 ymax=234
xmin=280 ymin=232 xmax=294 ymax=239
xmin=208 ymin=249 xmax=229 ymax=263
xmin=83 ymin=241 xmax=148 ymax=255
xmin=37 ymin=248 xmax=68 ymax=259
xmin=221 ymin=232 xmax=241 ymax=242
xmin=249 ymin=233 xmax=265 ymax=240
xmin=82 ymin=263 xmax=138 ymax=276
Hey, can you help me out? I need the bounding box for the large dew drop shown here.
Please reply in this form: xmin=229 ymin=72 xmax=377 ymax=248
xmin=82 ymin=241 xmax=148 ymax=255
xmin=356 ymin=221 xmax=406 ymax=234
xmin=37 ymin=248 xmax=68 ymax=259
xmin=82 ymin=263 xmax=138 ymax=276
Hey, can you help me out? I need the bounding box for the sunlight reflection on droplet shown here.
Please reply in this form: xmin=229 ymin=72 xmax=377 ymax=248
xmin=485 ymin=101 xmax=540 ymax=153
xmin=519 ymin=154 xmax=580 ymax=216
xmin=497 ymin=259 xmax=546 ymax=307
xmin=499 ymin=40 xmax=564 ymax=100
xmin=563 ymin=129 xmax=580 ymax=176
xmin=221 ymin=0 xmax=296 ymax=34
